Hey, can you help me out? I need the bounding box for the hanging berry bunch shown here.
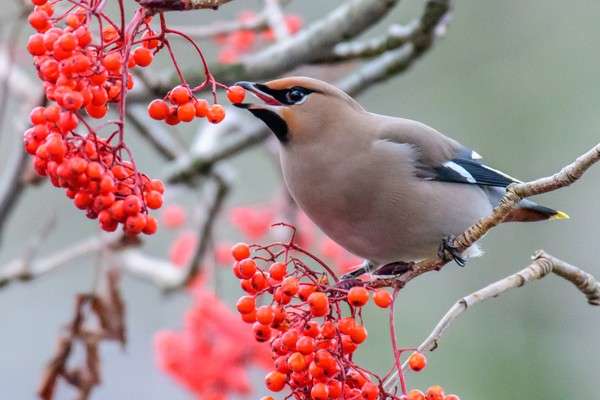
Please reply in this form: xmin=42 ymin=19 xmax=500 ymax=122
xmin=24 ymin=0 xmax=246 ymax=235
xmin=229 ymin=226 xmax=462 ymax=400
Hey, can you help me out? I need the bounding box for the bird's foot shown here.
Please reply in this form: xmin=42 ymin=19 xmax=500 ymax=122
xmin=373 ymin=261 xmax=415 ymax=277
xmin=335 ymin=278 xmax=363 ymax=290
xmin=437 ymin=235 xmax=466 ymax=267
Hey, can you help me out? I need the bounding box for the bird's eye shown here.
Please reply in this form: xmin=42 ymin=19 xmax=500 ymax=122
xmin=285 ymin=88 xmax=306 ymax=104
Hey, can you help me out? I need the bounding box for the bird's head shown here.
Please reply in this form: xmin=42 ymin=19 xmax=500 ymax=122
xmin=233 ymin=77 xmax=364 ymax=144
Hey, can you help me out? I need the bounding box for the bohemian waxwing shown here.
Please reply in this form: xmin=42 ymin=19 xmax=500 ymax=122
xmin=234 ymin=77 xmax=568 ymax=277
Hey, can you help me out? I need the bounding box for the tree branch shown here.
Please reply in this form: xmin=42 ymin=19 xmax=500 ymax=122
xmin=382 ymin=250 xmax=600 ymax=391
xmin=134 ymin=0 xmax=234 ymax=12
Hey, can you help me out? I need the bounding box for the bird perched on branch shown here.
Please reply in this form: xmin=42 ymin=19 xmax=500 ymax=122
xmin=235 ymin=77 xmax=568 ymax=277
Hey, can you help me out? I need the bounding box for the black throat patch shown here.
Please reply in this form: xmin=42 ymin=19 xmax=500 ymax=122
xmin=248 ymin=108 xmax=289 ymax=143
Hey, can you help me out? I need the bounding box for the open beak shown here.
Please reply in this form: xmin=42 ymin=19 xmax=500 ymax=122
xmin=233 ymin=81 xmax=289 ymax=143
xmin=234 ymin=81 xmax=283 ymax=109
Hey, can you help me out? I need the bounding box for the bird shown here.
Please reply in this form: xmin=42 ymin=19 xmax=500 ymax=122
xmin=233 ymin=76 xmax=568 ymax=277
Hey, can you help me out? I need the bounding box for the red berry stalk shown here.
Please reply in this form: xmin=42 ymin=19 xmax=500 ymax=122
xmin=24 ymin=0 xmax=246 ymax=235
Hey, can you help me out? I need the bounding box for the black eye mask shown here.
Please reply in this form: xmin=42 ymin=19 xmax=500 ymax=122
xmin=253 ymin=84 xmax=315 ymax=105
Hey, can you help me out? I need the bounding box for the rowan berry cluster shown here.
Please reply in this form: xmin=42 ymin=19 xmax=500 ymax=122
xmin=147 ymin=84 xmax=244 ymax=125
xmin=229 ymin=232 xmax=462 ymax=400
xmin=230 ymin=239 xmax=394 ymax=400
xmin=24 ymin=0 xmax=169 ymax=235
xmin=24 ymin=0 xmax=240 ymax=235
xmin=155 ymin=283 xmax=272 ymax=399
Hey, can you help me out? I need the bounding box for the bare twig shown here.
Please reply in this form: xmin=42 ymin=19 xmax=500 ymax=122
xmin=336 ymin=0 xmax=452 ymax=94
xmin=126 ymin=106 xmax=183 ymax=160
xmin=383 ymin=250 xmax=600 ymax=391
xmin=264 ymin=0 xmax=290 ymax=41
xmin=135 ymin=0 xmax=234 ymax=12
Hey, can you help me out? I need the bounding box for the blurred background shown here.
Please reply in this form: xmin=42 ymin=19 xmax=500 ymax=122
xmin=1 ymin=0 xmax=599 ymax=399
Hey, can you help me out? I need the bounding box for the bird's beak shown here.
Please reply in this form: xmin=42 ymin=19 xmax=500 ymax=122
xmin=233 ymin=81 xmax=283 ymax=109
xmin=233 ymin=81 xmax=289 ymax=143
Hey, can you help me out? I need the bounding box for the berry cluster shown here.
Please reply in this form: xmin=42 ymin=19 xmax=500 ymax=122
xmin=229 ymin=235 xmax=462 ymax=400
xmin=147 ymin=84 xmax=244 ymax=125
xmin=230 ymin=240 xmax=393 ymax=400
xmin=155 ymin=283 xmax=272 ymax=399
xmin=25 ymin=1 xmax=165 ymax=235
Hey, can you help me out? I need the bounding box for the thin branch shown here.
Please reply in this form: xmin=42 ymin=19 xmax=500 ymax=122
xmin=373 ymin=140 xmax=600 ymax=289
xmin=169 ymin=0 xmax=291 ymax=39
xmin=134 ymin=0 xmax=234 ymax=12
xmin=0 ymin=235 xmax=125 ymax=288
xmin=383 ymin=250 xmax=600 ymax=391
xmin=336 ymin=0 xmax=452 ymax=94
xmin=126 ymin=106 xmax=183 ymax=160
xmin=264 ymin=0 xmax=290 ymax=41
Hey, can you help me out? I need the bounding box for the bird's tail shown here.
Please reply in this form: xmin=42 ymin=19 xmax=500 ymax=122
xmin=504 ymin=199 xmax=569 ymax=222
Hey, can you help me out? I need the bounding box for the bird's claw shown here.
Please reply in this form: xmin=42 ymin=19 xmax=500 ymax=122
xmin=437 ymin=235 xmax=466 ymax=267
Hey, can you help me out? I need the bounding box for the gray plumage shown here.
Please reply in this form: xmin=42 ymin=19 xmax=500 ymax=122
xmin=236 ymin=77 xmax=567 ymax=268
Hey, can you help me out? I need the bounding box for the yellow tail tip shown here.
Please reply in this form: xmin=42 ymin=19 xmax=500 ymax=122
xmin=552 ymin=211 xmax=570 ymax=220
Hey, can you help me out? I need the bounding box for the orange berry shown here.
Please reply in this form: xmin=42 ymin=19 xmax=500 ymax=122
xmin=86 ymin=104 xmax=108 ymax=119
xmin=308 ymin=292 xmax=329 ymax=317
xmin=169 ymin=85 xmax=191 ymax=105
xmin=295 ymin=335 xmax=315 ymax=355
xmin=425 ymin=385 xmax=445 ymax=400
xmin=231 ymin=242 xmax=250 ymax=261
xmin=265 ymin=371 xmax=286 ymax=392
xmin=27 ymin=33 xmax=46 ymax=55
xmin=408 ymin=352 xmax=427 ymax=372
xmin=407 ymin=389 xmax=426 ymax=400
xmin=287 ymin=351 xmax=306 ymax=372
xmin=311 ymin=382 xmax=329 ymax=400
xmin=349 ymin=324 xmax=368 ymax=344
xmin=347 ymin=286 xmax=369 ymax=307
xmin=236 ymin=295 xmax=255 ymax=314
xmin=145 ymin=190 xmax=163 ymax=209
xmin=298 ymin=283 xmax=317 ymax=301
xmin=148 ymin=99 xmax=169 ymax=120
xmin=281 ymin=276 xmax=299 ymax=297
xmin=143 ymin=216 xmax=158 ymax=235
xmin=444 ymin=395 xmax=461 ymax=400
xmin=133 ymin=46 xmax=153 ymax=67
xmin=194 ymin=98 xmax=209 ymax=117
xmin=268 ymin=262 xmax=286 ymax=281
xmin=207 ymin=104 xmax=225 ymax=123
xmin=102 ymin=52 xmax=122 ymax=72
xmin=241 ymin=309 xmax=256 ymax=323
xmin=255 ymin=305 xmax=274 ymax=325
xmin=253 ymin=321 xmax=271 ymax=342
xmin=238 ymin=258 xmax=257 ymax=279
xmin=361 ymin=382 xmax=379 ymax=400
xmin=337 ymin=317 xmax=356 ymax=335
xmin=226 ymin=85 xmax=246 ymax=104
xmin=177 ymin=102 xmax=196 ymax=122
xmin=373 ymin=289 xmax=393 ymax=308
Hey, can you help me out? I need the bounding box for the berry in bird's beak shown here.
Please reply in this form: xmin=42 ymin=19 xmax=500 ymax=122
xmin=233 ymin=81 xmax=283 ymax=108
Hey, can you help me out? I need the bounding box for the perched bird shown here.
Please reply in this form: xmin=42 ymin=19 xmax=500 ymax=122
xmin=234 ymin=77 xmax=568 ymax=276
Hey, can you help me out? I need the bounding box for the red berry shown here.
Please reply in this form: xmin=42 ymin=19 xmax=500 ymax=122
xmin=265 ymin=371 xmax=286 ymax=392
xmin=207 ymin=104 xmax=225 ymax=123
xmin=407 ymin=390 xmax=426 ymax=400
xmin=408 ymin=352 xmax=427 ymax=372
xmin=231 ymin=242 xmax=250 ymax=261
xmin=169 ymin=85 xmax=191 ymax=105
xmin=425 ymin=386 xmax=445 ymax=400
xmin=148 ymin=99 xmax=169 ymax=120
xmin=133 ymin=46 xmax=153 ymax=67
xmin=347 ymin=286 xmax=369 ymax=307
xmin=145 ymin=190 xmax=163 ymax=209
xmin=236 ymin=295 xmax=255 ymax=314
xmin=238 ymin=258 xmax=257 ymax=279
xmin=268 ymin=262 xmax=286 ymax=281
xmin=307 ymin=292 xmax=329 ymax=317
xmin=373 ymin=289 xmax=393 ymax=308
xmin=226 ymin=85 xmax=246 ymax=104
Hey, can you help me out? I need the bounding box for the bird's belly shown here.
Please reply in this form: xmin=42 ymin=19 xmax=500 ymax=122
xmin=285 ymin=167 xmax=491 ymax=264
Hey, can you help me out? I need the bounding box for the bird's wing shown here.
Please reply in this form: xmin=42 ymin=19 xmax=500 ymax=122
xmin=375 ymin=117 xmax=522 ymax=188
